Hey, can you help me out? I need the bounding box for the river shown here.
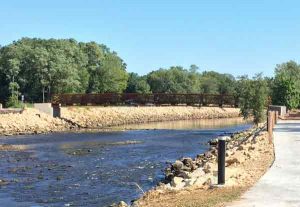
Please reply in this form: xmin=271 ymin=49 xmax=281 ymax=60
xmin=0 ymin=118 xmax=251 ymax=207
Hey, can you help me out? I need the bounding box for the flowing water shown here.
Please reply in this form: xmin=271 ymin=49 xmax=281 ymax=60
xmin=0 ymin=118 xmax=251 ymax=207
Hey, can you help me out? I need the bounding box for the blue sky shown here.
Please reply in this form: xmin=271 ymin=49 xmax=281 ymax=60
xmin=1 ymin=0 xmax=300 ymax=77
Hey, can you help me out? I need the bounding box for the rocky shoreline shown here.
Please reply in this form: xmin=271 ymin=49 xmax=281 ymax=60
xmin=61 ymin=106 xmax=240 ymax=128
xmin=162 ymin=125 xmax=267 ymax=190
xmin=0 ymin=108 xmax=71 ymax=136
xmin=113 ymin=124 xmax=274 ymax=207
xmin=0 ymin=106 xmax=240 ymax=136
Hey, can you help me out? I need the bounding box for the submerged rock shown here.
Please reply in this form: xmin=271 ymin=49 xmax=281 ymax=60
xmin=109 ymin=201 xmax=129 ymax=207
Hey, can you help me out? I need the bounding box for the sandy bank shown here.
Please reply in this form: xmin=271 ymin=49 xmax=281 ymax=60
xmin=61 ymin=106 xmax=241 ymax=128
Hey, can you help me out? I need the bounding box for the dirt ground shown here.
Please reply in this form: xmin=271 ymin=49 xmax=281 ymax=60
xmin=135 ymin=129 xmax=274 ymax=207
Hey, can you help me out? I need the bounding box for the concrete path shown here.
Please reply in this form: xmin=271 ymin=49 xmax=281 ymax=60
xmin=228 ymin=120 xmax=300 ymax=207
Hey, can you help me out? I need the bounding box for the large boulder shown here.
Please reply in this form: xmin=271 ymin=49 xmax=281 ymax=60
xmin=189 ymin=168 xmax=205 ymax=178
xmin=172 ymin=160 xmax=183 ymax=171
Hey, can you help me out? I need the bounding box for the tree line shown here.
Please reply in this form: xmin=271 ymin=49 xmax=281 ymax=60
xmin=0 ymin=38 xmax=244 ymax=103
xmin=0 ymin=38 xmax=128 ymax=105
xmin=0 ymin=38 xmax=300 ymax=123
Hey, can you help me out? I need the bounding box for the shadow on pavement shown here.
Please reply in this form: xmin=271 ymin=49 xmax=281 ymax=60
xmin=274 ymin=122 xmax=300 ymax=133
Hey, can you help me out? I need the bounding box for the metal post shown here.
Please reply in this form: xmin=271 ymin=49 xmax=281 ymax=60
xmin=218 ymin=138 xmax=226 ymax=185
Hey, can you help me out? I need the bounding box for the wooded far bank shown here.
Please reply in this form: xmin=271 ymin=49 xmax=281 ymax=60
xmin=1 ymin=38 xmax=300 ymax=123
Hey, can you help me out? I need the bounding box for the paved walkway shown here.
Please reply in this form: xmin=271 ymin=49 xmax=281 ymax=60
xmin=228 ymin=120 xmax=300 ymax=207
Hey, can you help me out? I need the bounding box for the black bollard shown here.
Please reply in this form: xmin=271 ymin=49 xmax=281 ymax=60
xmin=218 ymin=138 xmax=226 ymax=185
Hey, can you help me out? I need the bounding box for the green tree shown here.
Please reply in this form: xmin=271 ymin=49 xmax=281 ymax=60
xmin=147 ymin=66 xmax=201 ymax=93
xmin=92 ymin=52 xmax=128 ymax=93
xmin=126 ymin=73 xmax=151 ymax=93
xmin=251 ymin=74 xmax=269 ymax=124
xmin=200 ymin=71 xmax=236 ymax=95
xmin=7 ymin=82 xmax=21 ymax=107
xmin=238 ymin=74 xmax=268 ymax=124
xmin=0 ymin=38 xmax=128 ymax=103
xmin=272 ymin=61 xmax=300 ymax=109
xmin=237 ymin=75 xmax=252 ymax=119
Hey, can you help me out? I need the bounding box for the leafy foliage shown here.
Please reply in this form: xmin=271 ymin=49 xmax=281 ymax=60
xmin=272 ymin=61 xmax=300 ymax=109
xmin=145 ymin=66 xmax=237 ymax=95
xmin=126 ymin=73 xmax=151 ymax=94
xmin=0 ymin=38 xmax=127 ymax=103
xmin=200 ymin=71 xmax=235 ymax=95
xmin=237 ymin=74 xmax=269 ymax=124
xmin=3 ymin=37 xmax=297 ymax=121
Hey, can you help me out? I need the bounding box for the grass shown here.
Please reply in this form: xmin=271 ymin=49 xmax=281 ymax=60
xmin=139 ymin=186 xmax=248 ymax=207
xmin=178 ymin=187 xmax=247 ymax=207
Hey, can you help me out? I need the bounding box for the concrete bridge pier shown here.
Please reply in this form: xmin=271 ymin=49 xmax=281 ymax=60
xmin=52 ymin=104 xmax=61 ymax=118
xmin=33 ymin=103 xmax=61 ymax=118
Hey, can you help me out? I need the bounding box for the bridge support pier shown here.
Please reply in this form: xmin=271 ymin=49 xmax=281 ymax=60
xmin=34 ymin=103 xmax=61 ymax=118
xmin=52 ymin=104 xmax=61 ymax=118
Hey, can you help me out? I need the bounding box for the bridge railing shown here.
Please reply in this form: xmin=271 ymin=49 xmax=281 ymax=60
xmin=52 ymin=93 xmax=238 ymax=107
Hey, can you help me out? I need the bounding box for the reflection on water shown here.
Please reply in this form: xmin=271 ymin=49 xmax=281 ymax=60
xmin=113 ymin=117 xmax=249 ymax=130
xmin=0 ymin=118 xmax=252 ymax=207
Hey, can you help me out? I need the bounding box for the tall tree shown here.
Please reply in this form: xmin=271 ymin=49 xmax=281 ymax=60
xmin=272 ymin=61 xmax=300 ymax=109
xmin=147 ymin=66 xmax=201 ymax=93
xmin=126 ymin=73 xmax=151 ymax=93
xmin=238 ymin=74 xmax=268 ymax=124
xmin=0 ymin=38 xmax=128 ymax=104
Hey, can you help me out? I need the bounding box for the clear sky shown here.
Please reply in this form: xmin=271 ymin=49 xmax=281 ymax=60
xmin=1 ymin=0 xmax=300 ymax=77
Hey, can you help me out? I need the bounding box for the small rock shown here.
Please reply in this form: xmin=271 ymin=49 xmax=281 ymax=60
xmin=172 ymin=160 xmax=183 ymax=171
xmin=118 ymin=201 xmax=128 ymax=207
xmin=226 ymin=158 xmax=239 ymax=166
xmin=209 ymin=139 xmax=218 ymax=145
xmin=196 ymin=154 xmax=204 ymax=160
xmin=222 ymin=136 xmax=231 ymax=141
xmin=189 ymin=167 xmax=205 ymax=177
xmin=171 ymin=176 xmax=185 ymax=188
xmin=203 ymin=178 xmax=212 ymax=186
xmin=184 ymin=178 xmax=196 ymax=187
xmin=182 ymin=157 xmax=193 ymax=167
xmin=177 ymin=171 xmax=191 ymax=179
xmin=204 ymin=151 xmax=212 ymax=159
xmin=109 ymin=201 xmax=128 ymax=207
xmin=203 ymin=163 xmax=211 ymax=173
xmin=191 ymin=176 xmax=210 ymax=187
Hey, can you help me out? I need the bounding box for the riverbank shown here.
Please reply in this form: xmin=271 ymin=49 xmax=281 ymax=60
xmin=61 ymin=106 xmax=240 ymax=128
xmin=0 ymin=109 xmax=70 ymax=136
xmin=133 ymin=124 xmax=274 ymax=207
xmin=0 ymin=106 xmax=241 ymax=136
